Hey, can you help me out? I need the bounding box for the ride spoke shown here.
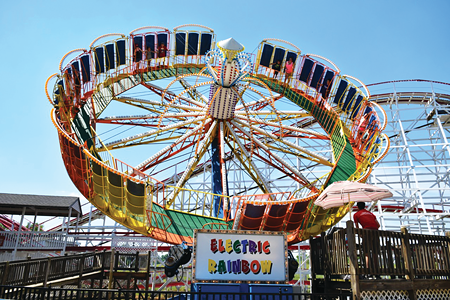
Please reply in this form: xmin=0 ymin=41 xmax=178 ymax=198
xmin=142 ymin=81 xmax=206 ymax=108
xmin=165 ymin=120 xmax=218 ymax=208
xmin=99 ymin=116 xmax=207 ymax=150
xmin=97 ymin=112 xmax=207 ymax=128
xmin=230 ymin=120 xmax=315 ymax=190
xmin=134 ymin=118 xmax=213 ymax=172
xmin=178 ymin=77 xmax=209 ymax=104
xmin=235 ymin=114 xmax=329 ymax=140
xmin=235 ymin=93 xmax=282 ymax=111
xmin=225 ymin=121 xmax=274 ymax=195
xmin=114 ymin=96 xmax=205 ymax=112
xmin=234 ymin=118 xmax=333 ymax=167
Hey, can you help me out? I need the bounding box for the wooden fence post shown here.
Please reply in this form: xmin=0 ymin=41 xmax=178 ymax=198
xmin=23 ymin=256 xmax=31 ymax=285
xmin=320 ymin=232 xmax=331 ymax=293
xmin=446 ymin=232 xmax=450 ymax=260
xmin=309 ymin=236 xmax=319 ymax=295
xmin=400 ymin=227 xmax=415 ymax=279
xmin=145 ymin=250 xmax=151 ymax=291
xmin=446 ymin=232 xmax=450 ymax=268
xmin=78 ymin=253 xmax=86 ymax=288
xmin=100 ymin=250 xmax=106 ymax=289
xmin=346 ymin=220 xmax=360 ymax=300
xmin=1 ymin=261 xmax=9 ymax=285
xmin=43 ymin=257 xmax=51 ymax=287
xmin=108 ymin=248 xmax=115 ymax=290
xmin=135 ymin=251 xmax=140 ymax=272
xmin=401 ymin=227 xmax=417 ymax=300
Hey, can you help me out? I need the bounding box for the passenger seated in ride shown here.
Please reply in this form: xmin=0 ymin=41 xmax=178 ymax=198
xmin=269 ymin=60 xmax=281 ymax=79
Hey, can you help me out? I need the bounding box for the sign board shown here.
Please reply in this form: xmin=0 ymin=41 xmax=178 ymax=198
xmin=193 ymin=229 xmax=288 ymax=283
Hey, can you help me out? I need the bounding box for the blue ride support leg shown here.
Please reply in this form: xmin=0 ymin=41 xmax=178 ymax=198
xmin=211 ymin=135 xmax=224 ymax=218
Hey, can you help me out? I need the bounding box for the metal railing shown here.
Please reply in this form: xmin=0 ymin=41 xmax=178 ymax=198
xmin=0 ymin=231 xmax=75 ymax=250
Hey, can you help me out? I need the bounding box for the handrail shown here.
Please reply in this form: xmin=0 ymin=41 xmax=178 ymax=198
xmin=0 ymin=250 xmax=157 ymax=287
xmin=310 ymin=222 xmax=450 ymax=278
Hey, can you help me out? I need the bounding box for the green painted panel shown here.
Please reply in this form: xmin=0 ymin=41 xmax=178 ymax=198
xmin=149 ymin=203 xmax=231 ymax=237
xmin=166 ymin=210 xmax=231 ymax=237
xmin=328 ymin=136 xmax=356 ymax=184
xmin=255 ymin=77 xmax=358 ymax=187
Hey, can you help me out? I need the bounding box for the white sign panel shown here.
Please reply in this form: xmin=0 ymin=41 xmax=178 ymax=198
xmin=193 ymin=230 xmax=287 ymax=283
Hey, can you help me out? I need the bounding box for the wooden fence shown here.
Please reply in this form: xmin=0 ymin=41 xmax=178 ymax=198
xmin=1 ymin=251 xmax=108 ymax=287
xmin=0 ymin=250 xmax=152 ymax=288
xmin=310 ymin=220 xmax=450 ymax=299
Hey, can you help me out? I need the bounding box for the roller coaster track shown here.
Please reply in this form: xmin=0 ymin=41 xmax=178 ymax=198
xmin=48 ymin=209 xmax=104 ymax=232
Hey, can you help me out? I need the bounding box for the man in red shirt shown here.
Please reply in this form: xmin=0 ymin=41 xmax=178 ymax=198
xmin=354 ymin=202 xmax=380 ymax=230
xmin=353 ymin=202 xmax=380 ymax=278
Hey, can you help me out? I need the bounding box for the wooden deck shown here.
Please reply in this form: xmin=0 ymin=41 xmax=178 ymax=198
xmin=310 ymin=220 xmax=450 ymax=300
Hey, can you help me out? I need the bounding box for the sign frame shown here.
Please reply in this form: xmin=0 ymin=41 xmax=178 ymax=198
xmin=192 ymin=229 xmax=288 ymax=284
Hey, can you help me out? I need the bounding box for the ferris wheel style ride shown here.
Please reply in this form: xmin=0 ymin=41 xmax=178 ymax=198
xmin=46 ymin=25 xmax=388 ymax=245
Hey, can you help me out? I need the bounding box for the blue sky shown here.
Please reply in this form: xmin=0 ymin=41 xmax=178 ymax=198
xmin=0 ymin=0 xmax=449 ymax=208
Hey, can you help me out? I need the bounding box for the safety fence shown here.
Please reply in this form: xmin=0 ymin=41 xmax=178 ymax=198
xmin=0 ymin=285 xmax=352 ymax=300
xmin=0 ymin=231 xmax=75 ymax=251
xmin=0 ymin=250 xmax=162 ymax=288
xmin=311 ymin=222 xmax=450 ymax=279
xmin=0 ymin=251 xmax=109 ymax=287
xmin=310 ymin=220 xmax=450 ymax=298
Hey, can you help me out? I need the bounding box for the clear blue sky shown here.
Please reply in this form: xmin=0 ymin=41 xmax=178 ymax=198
xmin=0 ymin=0 xmax=449 ymax=205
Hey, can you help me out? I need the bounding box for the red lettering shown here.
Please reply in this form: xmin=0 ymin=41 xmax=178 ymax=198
xmin=242 ymin=259 xmax=250 ymax=274
xmin=211 ymin=239 xmax=218 ymax=253
xmin=250 ymin=260 xmax=261 ymax=274
xmin=263 ymin=241 xmax=270 ymax=254
xmin=258 ymin=241 xmax=262 ymax=253
xmin=218 ymin=239 xmax=225 ymax=253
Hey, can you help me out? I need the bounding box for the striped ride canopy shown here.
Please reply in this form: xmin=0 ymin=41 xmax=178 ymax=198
xmin=314 ymin=181 xmax=393 ymax=210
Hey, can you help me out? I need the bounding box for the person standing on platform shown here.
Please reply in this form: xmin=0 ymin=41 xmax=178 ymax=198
xmin=157 ymin=43 xmax=167 ymax=58
xmin=322 ymin=78 xmax=332 ymax=98
xmin=269 ymin=60 xmax=281 ymax=79
xmin=133 ymin=43 xmax=143 ymax=72
xmin=354 ymin=202 xmax=380 ymax=230
xmin=354 ymin=201 xmax=381 ymax=279
xmin=284 ymin=57 xmax=294 ymax=86
xmin=145 ymin=46 xmax=154 ymax=70
xmin=157 ymin=42 xmax=167 ymax=67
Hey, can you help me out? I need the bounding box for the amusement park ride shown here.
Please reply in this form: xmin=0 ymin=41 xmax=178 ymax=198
xmin=0 ymin=24 xmax=449 ymax=299
xmin=44 ymin=24 xmax=389 ymax=247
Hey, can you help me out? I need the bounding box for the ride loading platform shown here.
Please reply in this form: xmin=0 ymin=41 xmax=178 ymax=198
xmin=310 ymin=220 xmax=450 ymax=300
